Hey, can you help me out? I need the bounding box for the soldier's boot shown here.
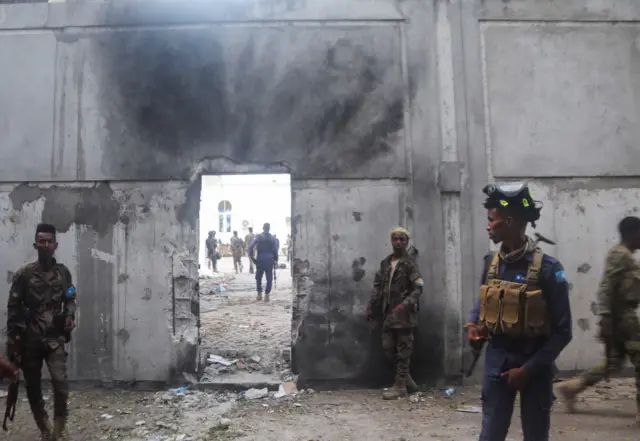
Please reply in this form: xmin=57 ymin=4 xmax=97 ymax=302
xmin=556 ymin=377 xmax=587 ymax=414
xmin=406 ymin=373 xmax=419 ymax=394
xmin=382 ymin=375 xmax=408 ymax=400
xmin=256 ymin=291 xmax=263 ymax=301
xmin=34 ymin=415 xmax=53 ymax=441
xmin=53 ymin=416 xmax=68 ymax=441
xmin=264 ymin=292 xmax=270 ymax=302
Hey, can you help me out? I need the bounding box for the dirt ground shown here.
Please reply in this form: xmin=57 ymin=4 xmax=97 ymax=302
xmin=199 ymin=256 xmax=293 ymax=384
xmin=2 ymin=378 xmax=638 ymax=440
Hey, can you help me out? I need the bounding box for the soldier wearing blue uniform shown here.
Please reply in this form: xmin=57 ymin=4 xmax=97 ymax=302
xmin=465 ymin=182 xmax=573 ymax=441
xmin=248 ymin=223 xmax=279 ymax=302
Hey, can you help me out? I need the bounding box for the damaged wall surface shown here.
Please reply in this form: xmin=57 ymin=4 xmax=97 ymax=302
xmin=0 ymin=0 xmax=637 ymax=383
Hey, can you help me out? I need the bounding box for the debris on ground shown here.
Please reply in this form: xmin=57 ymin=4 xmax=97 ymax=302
xmin=274 ymin=381 xmax=298 ymax=399
xmin=207 ymin=355 xmax=236 ymax=367
xmin=456 ymin=405 xmax=482 ymax=413
xmin=244 ymin=388 xmax=269 ymax=400
xmin=199 ymin=258 xmax=294 ymax=386
xmin=443 ymin=387 xmax=457 ymax=397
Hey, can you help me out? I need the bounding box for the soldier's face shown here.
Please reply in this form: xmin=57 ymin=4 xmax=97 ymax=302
xmin=391 ymin=233 xmax=408 ymax=251
xmin=487 ymin=208 xmax=509 ymax=244
xmin=34 ymin=232 xmax=57 ymax=258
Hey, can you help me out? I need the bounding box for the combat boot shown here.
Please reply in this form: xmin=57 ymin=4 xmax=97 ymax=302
xmin=264 ymin=293 xmax=270 ymax=302
xmin=53 ymin=416 xmax=68 ymax=440
xmin=556 ymin=377 xmax=587 ymax=413
xmin=35 ymin=415 xmax=53 ymax=441
xmin=406 ymin=373 xmax=419 ymax=394
xmin=382 ymin=376 xmax=408 ymax=400
xmin=256 ymin=292 xmax=262 ymax=301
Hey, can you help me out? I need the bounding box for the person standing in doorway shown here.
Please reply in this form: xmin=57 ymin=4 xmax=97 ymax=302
xmin=286 ymin=234 xmax=293 ymax=263
xmin=273 ymin=234 xmax=281 ymax=258
xmin=206 ymin=231 xmax=218 ymax=273
xmin=365 ymin=227 xmax=423 ymax=400
xmin=466 ymin=182 xmax=572 ymax=441
xmin=230 ymin=231 xmax=245 ymax=274
xmin=245 ymin=227 xmax=255 ymax=274
xmin=556 ymin=216 xmax=640 ymax=424
xmin=6 ymin=223 xmax=77 ymax=440
xmin=248 ymin=223 xmax=278 ymax=302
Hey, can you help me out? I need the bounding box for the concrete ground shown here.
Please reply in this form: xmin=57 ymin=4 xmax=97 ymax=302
xmin=1 ymin=378 xmax=637 ymax=440
xmin=199 ymin=256 xmax=294 ymax=385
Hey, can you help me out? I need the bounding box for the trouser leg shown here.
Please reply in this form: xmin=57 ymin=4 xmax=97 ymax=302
xmin=22 ymin=342 xmax=51 ymax=435
xmin=479 ymin=373 xmax=516 ymax=441
xmin=520 ymin=369 xmax=553 ymax=441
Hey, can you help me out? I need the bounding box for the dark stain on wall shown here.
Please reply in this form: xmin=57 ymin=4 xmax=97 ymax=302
xmin=577 ymin=318 xmax=590 ymax=332
xmin=351 ymin=257 xmax=366 ymax=282
xmin=8 ymin=183 xmax=121 ymax=236
xmin=95 ymin=22 xmax=406 ymax=179
xmin=577 ymin=263 xmax=591 ymax=274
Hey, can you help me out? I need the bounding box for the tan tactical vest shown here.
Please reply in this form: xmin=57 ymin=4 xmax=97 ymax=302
xmin=479 ymin=248 xmax=550 ymax=338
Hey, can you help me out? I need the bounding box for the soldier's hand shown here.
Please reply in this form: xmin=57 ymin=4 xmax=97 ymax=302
xmin=64 ymin=317 xmax=76 ymax=331
xmin=365 ymin=304 xmax=373 ymax=321
xmin=466 ymin=323 xmax=486 ymax=342
xmin=598 ymin=315 xmax=613 ymax=342
xmin=501 ymin=367 xmax=528 ymax=390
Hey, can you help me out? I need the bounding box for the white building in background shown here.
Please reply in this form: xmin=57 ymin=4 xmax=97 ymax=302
xmin=199 ymin=174 xmax=291 ymax=269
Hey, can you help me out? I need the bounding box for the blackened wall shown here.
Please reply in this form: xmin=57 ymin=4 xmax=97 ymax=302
xmin=0 ymin=0 xmax=471 ymax=384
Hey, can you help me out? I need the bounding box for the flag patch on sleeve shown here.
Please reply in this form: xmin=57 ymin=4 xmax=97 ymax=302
xmin=415 ymin=278 xmax=424 ymax=287
xmin=555 ymin=271 xmax=567 ymax=283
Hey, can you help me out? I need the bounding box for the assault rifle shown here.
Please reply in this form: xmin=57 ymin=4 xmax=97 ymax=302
xmin=273 ymin=261 xmax=278 ymax=290
xmin=3 ymin=344 xmax=20 ymax=431
xmin=466 ymin=340 xmax=484 ymax=377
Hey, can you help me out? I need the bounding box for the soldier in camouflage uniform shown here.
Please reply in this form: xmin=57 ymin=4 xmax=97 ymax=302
xmin=557 ymin=216 xmax=640 ymax=425
xmin=245 ymin=227 xmax=255 ymax=274
xmin=366 ymin=227 xmax=424 ymax=400
xmin=230 ymin=231 xmax=245 ymax=274
xmin=6 ymin=224 xmax=77 ymax=440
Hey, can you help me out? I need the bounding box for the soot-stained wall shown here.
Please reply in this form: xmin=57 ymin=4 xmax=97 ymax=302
xmin=0 ymin=0 xmax=461 ymax=384
xmin=91 ymin=25 xmax=406 ymax=181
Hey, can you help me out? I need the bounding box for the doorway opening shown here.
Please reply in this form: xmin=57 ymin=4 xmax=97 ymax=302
xmin=198 ymin=173 xmax=293 ymax=385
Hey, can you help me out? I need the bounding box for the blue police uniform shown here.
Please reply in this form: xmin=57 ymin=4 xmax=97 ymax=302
xmin=248 ymin=233 xmax=278 ymax=294
xmin=469 ymin=250 xmax=572 ymax=441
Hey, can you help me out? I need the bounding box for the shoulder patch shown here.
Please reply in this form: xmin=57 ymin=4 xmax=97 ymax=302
xmin=65 ymin=285 xmax=76 ymax=298
xmin=555 ymin=270 xmax=567 ymax=283
xmin=415 ymin=278 xmax=424 ymax=287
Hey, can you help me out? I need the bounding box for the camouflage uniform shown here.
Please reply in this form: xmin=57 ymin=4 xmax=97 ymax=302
xmin=558 ymin=244 xmax=640 ymax=423
xmin=369 ymin=255 xmax=423 ymax=399
xmin=6 ymin=260 xmax=77 ymax=438
xmin=206 ymin=235 xmax=218 ymax=272
xmin=230 ymin=236 xmax=244 ymax=273
xmin=245 ymin=232 xmax=255 ymax=274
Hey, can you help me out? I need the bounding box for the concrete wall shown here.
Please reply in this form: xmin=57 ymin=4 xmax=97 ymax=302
xmin=0 ymin=0 xmax=636 ymax=384
xmin=464 ymin=0 xmax=640 ymax=372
